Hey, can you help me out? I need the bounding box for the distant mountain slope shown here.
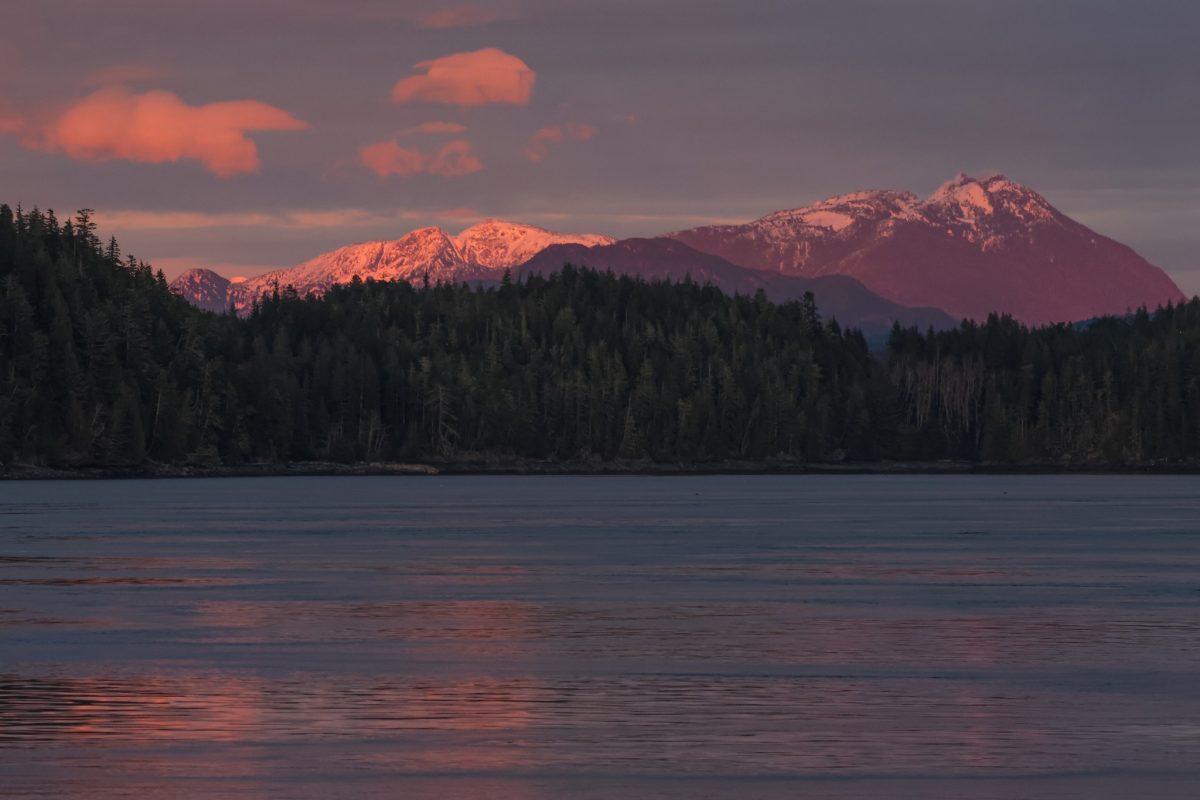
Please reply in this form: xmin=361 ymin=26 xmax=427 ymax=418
xmin=668 ymin=173 xmax=1186 ymax=324
xmin=167 ymin=268 xmax=231 ymax=313
xmin=518 ymin=237 xmax=957 ymax=335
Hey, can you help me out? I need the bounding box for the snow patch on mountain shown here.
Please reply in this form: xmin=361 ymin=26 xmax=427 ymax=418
xmin=921 ymin=173 xmax=1058 ymax=237
xmin=454 ymin=220 xmax=613 ymax=269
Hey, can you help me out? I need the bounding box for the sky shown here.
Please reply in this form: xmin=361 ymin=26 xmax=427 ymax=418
xmin=1 ymin=0 xmax=1198 ymax=293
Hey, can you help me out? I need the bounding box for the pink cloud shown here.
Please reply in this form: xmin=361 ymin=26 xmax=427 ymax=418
xmin=416 ymin=6 xmax=512 ymax=29
xmin=428 ymin=139 xmax=484 ymax=176
xmin=31 ymin=87 xmax=307 ymax=177
xmin=525 ymin=121 xmax=597 ymax=162
xmin=360 ymin=138 xmax=484 ymax=178
xmin=360 ymin=140 xmax=428 ymax=178
xmin=391 ymin=48 xmax=535 ymax=107
xmin=398 ymin=121 xmax=468 ymax=135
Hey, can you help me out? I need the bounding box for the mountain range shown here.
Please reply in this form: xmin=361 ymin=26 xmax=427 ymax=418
xmin=176 ymin=220 xmax=614 ymax=314
xmin=170 ymin=173 xmax=1186 ymax=328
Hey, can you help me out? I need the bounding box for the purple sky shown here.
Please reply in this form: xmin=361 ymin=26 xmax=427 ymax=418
xmin=2 ymin=0 xmax=1197 ymax=294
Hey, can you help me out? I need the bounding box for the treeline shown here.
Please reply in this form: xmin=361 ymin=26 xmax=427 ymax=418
xmin=2 ymin=206 xmax=1199 ymax=469
xmin=887 ymin=309 xmax=1200 ymax=462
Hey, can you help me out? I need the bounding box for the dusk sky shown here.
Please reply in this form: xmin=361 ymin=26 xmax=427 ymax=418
xmin=2 ymin=0 xmax=1197 ymax=293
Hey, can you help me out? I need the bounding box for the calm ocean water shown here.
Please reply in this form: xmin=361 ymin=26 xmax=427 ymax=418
xmin=1 ymin=475 xmax=1198 ymax=799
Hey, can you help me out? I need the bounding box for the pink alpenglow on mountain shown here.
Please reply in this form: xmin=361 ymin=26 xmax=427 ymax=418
xmin=171 ymin=174 xmax=1187 ymax=325
xmin=668 ymin=173 xmax=1186 ymax=324
xmin=454 ymin=219 xmax=611 ymax=269
xmin=167 ymin=268 xmax=232 ymax=313
xmin=170 ymin=221 xmax=614 ymax=313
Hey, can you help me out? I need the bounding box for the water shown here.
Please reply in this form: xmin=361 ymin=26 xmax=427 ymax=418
xmin=1 ymin=475 xmax=1198 ymax=799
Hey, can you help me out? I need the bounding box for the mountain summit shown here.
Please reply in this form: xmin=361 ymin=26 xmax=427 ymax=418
xmin=168 ymin=268 xmax=231 ymax=313
xmin=669 ymin=173 xmax=1184 ymax=323
xmin=454 ymin=220 xmax=612 ymax=269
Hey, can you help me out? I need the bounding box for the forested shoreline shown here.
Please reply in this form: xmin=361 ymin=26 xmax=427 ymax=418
xmin=4 ymin=206 xmax=1200 ymax=474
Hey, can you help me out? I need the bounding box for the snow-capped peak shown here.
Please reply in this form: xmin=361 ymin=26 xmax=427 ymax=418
xmin=922 ymin=172 xmax=1057 ymax=228
xmin=454 ymin=219 xmax=614 ymax=269
xmin=926 ymin=173 xmax=995 ymax=213
xmin=170 ymin=267 xmax=227 ymax=288
xmin=168 ymin=268 xmax=232 ymax=312
xmin=665 ymin=170 xmax=1185 ymax=325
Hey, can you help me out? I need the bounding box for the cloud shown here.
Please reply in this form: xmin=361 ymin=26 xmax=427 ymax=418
xmin=360 ymin=138 xmax=484 ymax=178
xmin=31 ymin=87 xmax=308 ymax=177
xmin=391 ymin=48 xmax=534 ymax=107
xmin=398 ymin=121 xmax=468 ymax=135
xmin=416 ymin=6 xmax=512 ymax=29
xmin=360 ymin=140 xmax=427 ymax=178
xmin=427 ymin=139 xmax=483 ymax=176
xmin=525 ymin=122 xmax=597 ymax=162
